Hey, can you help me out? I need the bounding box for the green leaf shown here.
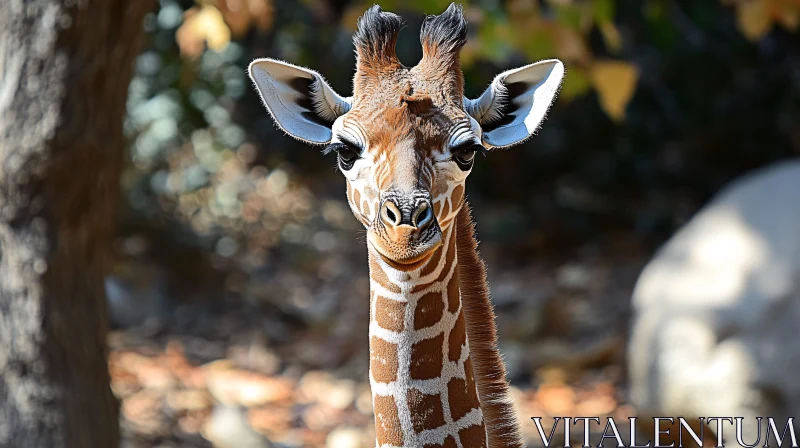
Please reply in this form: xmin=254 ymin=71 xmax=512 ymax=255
xmin=560 ymin=67 xmax=591 ymax=100
xmin=592 ymin=0 xmax=615 ymax=23
xmin=551 ymin=2 xmax=585 ymax=31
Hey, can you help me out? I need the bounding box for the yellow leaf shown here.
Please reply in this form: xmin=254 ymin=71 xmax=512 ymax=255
xmin=176 ymin=5 xmax=231 ymax=58
xmin=590 ymin=60 xmax=639 ymax=122
xmin=736 ymin=0 xmax=772 ymax=41
xmin=768 ymin=0 xmax=800 ymax=31
xmin=599 ymin=21 xmax=622 ymax=53
xmin=197 ymin=6 xmax=231 ymax=51
xmin=176 ymin=11 xmax=203 ymax=58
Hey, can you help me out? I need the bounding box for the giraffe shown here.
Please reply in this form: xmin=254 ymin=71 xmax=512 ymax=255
xmin=248 ymin=4 xmax=563 ymax=447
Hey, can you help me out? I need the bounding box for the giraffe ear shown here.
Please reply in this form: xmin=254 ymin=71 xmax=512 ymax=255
xmin=465 ymin=59 xmax=564 ymax=149
xmin=249 ymin=58 xmax=351 ymax=145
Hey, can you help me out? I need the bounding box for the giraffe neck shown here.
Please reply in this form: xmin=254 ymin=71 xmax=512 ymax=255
xmin=368 ymin=219 xmax=487 ymax=447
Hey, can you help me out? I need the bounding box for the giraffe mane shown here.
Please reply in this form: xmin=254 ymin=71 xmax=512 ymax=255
xmin=456 ymin=203 xmax=526 ymax=448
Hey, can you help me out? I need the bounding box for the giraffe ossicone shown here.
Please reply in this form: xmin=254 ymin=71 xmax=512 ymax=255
xmin=249 ymin=3 xmax=564 ymax=447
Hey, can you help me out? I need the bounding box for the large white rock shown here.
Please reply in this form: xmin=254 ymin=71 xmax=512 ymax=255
xmin=628 ymin=159 xmax=800 ymax=445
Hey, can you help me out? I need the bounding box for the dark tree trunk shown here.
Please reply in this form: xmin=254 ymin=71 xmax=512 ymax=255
xmin=0 ymin=1 xmax=151 ymax=446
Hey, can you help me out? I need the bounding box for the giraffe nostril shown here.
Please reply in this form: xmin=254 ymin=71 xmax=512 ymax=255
xmin=381 ymin=200 xmax=402 ymax=227
xmin=412 ymin=202 xmax=433 ymax=230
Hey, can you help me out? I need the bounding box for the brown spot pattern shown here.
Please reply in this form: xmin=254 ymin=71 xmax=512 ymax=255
xmin=445 ymin=231 xmax=456 ymax=266
xmin=370 ymin=336 xmax=398 ymax=383
xmin=407 ymin=388 xmax=445 ymax=433
xmin=458 ymin=421 xmax=488 ymax=448
xmin=448 ymin=312 xmax=466 ymax=362
xmin=451 ymin=185 xmax=464 ymax=210
xmin=375 ymin=295 xmax=406 ymax=332
xmin=464 ymin=357 xmax=478 ymax=391
xmin=369 ymin=255 xmax=401 ymax=293
xmin=414 ymin=291 xmax=444 ymax=330
xmin=410 ymin=333 xmax=444 ymax=380
xmin=438 ymin=217 xmax=455 ymax=231
xmin=411 ymin=280 xmax=432 ymax=294
xmin=420 ymin=243 xmax=443 ymax=277
xmin=369 ymin=291 xmax=375 ymax=323
xmin=436 ymin=253 xmax=452 ymax=284
xmin=447 ymin=264 xmax=460 ymax=313
xmin=411 ymin=245 xmax=455 ymax=293
xmin=374 ymin=394 xmax=404 ymax=446
xmin=425 ymin=435 xmax=458 ymax=448
xmin=441 ymin=199 xmax=451 ymax=219
xmin=448 ymin=358 xmax=481 ymax=421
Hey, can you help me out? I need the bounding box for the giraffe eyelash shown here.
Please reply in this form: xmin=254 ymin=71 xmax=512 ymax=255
xmin=451 ymin=141 xmax=488 ymax=157
xmin=325 ymin=141 xmax=362 ymax=171
xmin=322 ymin=136 xmax=362 ymax=155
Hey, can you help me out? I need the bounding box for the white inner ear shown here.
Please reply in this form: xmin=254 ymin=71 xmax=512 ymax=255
xmin=465 ymin=59 xmax=564 ymax=149
xmin=248 ymin=58 xmax=351 ymax=145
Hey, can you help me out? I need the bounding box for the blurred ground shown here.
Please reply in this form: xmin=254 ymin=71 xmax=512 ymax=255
xmin=109 ymin=210 xmax=646 ymax=447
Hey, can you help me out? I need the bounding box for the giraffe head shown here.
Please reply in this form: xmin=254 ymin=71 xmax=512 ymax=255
xmin=249 ymin=3 xmax=563 ymax=270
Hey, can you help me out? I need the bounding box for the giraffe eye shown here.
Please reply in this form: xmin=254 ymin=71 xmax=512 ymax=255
xmin=324 ymin=142 xmax=361 ymax=171
xmin=452 ymin=143 xmax=482 ymax=170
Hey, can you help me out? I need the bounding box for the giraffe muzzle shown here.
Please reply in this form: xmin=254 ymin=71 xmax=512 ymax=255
xmin=368 ymin=195 xmax=442 ymax=269
xmin=380 ymin=198 xmax=434 ymax=231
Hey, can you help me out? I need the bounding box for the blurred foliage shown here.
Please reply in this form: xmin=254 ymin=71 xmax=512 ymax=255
xmin=115 ymin=3 xmax=800 ymax=443
xmin=123 ymin=0 xmax=800 ymax=274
